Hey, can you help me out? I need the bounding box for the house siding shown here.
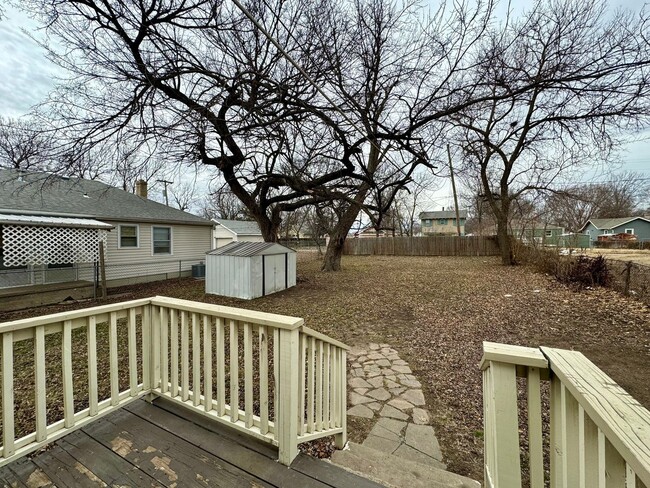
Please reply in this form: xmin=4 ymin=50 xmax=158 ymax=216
xmin=584 ymin=219 xmax=650 ymax=242
xmin=422 ymin=219 xmax=466 ymax=236
xmin=213 ymin=225 xmax=264 ymax=248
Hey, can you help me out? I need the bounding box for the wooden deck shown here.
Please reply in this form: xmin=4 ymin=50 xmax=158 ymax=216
xmin=0 ymin=398 xmax=381 ymax=488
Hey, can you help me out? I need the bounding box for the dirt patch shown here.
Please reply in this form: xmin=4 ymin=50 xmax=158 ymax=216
xmin=1 ymin=252 xmax=648 ymax=482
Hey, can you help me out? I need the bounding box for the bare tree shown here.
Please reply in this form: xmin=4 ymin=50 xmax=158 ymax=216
xmin=453 ymin=1 xmax=650 ymax=264
xmin=545 ymin=172 xmax=650 ymax=231
xmin=200 ymin=187 xmax=249 ymax=221
xmin=0 ymin=117 xmax=53 ymax=170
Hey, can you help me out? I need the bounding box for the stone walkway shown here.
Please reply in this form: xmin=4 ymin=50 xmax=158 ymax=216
xmin=347 ymin=344 xmax=446 ymax=469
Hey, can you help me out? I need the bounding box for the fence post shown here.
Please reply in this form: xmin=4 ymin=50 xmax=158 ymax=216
xmin=277 ymin=327 xmax=300 ymax=465
xmin=623 ymin=261 xmax=632 ymax=296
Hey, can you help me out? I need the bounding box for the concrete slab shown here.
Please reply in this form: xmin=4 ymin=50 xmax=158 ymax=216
xmin=404 ymin=424 xmax=443 ymax=461
xmin=347 ymin=405 xmax=374 ymax=419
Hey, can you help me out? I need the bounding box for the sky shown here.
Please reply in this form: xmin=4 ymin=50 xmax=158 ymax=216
xmin=0 ymin=1 xmax=649 ymax=214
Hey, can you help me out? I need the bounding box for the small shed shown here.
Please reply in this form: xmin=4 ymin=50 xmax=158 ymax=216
xmin=205 ymin=242 xmax=296 ymax=299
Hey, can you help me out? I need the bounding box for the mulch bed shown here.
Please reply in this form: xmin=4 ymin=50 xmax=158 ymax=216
xmin=1 ymin=253 xmax=648 ymax=482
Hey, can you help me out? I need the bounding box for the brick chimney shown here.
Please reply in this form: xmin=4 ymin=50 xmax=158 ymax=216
xmin=135 ymin=179 xmax=148 ymax=199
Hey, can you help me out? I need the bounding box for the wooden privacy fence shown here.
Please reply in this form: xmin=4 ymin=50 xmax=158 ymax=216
xmin=0 ymin=296 xmax=348 ymax=468
xmin=343 ymin=236 xmax=500 ymax=256
xmin=481 ymin=342 xmax=650 ymax=488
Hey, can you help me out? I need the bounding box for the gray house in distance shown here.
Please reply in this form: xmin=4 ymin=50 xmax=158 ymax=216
xmin=579 ymin=217 xmax=650 ymax=243
xmin=212 ymin=219 xmax=264 ymax=248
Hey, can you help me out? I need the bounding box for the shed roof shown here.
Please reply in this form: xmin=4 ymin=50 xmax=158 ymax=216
xmin=213 ymin=219 xmax=263 ymax=236
xmin=0 ymin=169 xmax=212 ymax=226
xmin=579 ymin=216 xmax=650 ymax=232
xmin=207 ymin=241 xmax=294 ymax=257
xmin=0 ymin=213 xmax=113 ymax=229
xmin=419 ymin=210 xmax=468 ymax=219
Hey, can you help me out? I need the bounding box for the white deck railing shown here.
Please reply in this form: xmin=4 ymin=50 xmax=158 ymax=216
xmin=0 ymin=296 xmax=348 ymax=467
xmin=481 ymin=342 xmax=650 ymax=488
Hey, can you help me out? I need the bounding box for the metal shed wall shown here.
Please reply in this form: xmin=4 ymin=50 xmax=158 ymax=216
xmin=205 ymin=245 xmax=296 ymax=300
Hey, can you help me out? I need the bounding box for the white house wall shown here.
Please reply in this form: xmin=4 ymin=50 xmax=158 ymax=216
xmin=80 ymin=222 xmax=211 ymax=282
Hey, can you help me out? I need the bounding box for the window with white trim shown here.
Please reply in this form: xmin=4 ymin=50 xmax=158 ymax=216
xmin=545 ymin=230 xmax=553 ymax=237
xmin=625 ymin=228 xmax=634 ymax=234
xmin=152 ymin=226 xmax=172 ymax=255
xmin=118 ymin=224 xmax=139 ymax=248
xmin=603 ymin=230 xmax=613 ymax=235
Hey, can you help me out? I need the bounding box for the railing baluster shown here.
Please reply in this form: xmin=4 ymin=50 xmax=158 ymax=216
xmin=323 ymin=343 xmax=330 ymax=430
xmin=277 ymin=327 xmax=299 ymax=465
xmin=273 ymin=328 xmax=279 ymax=426
xmin=142 ymin=305 xmax=150 ymax=391
xmin=307 ymin=336 xmax=315 ymax=434
xmin=244 ymin=322 xmax=253 ymax=429
xmin=192 ymin=313 xmax=200 ymax=407
xmin=579 ymin=405 xmax=600 ymax=488
xmin=605 ymin=434 xmax=627 ymax=486
xmin=87 ymin=316 xmax=98 ymax=417
xmin=230 ymin=319 xmax=239 ymax=423
xmin=127 ymin=309 xmax=137 ymax=396
xmin=34 ymin=326 xmax=46 ymax=442
xmin=316 ymin=340 xmax=323 ymax=432
xmin=203 ymin=314 xmax=212 ymax=412
xmin=298 ymin=334 xmax=306 ymax=436
xmin=627 ymin=464 xmax=637 ymax=488
xmin=160 ymin=307 xmax=169 ymax=394
xmin=216 ymin=317 xmax=225 ymax=416
xmin=551 ymin=374 xmax=565 ymax=488
xmin=259 ymin=325 xmax=269 ymax=435
xmin=181 ymin=311 xmax=189 ymax=402
xmin=109 ymin=312 xmax=118 ymax=406
xmin=62 ymin=320 xmax=74 ymax=427
xmin=170 ymin=308 xmax=179 ymax=397
xmin=335 ymin=348 xmax=347 ymax=448
xmin=527 ymin=366 xmax=543 ymax=488
xmin=2 ymin=331 xmax=15 ymax=457
xmin=598 ymin=429 xmax=607 ymax=488
xmin=151 ymin=306 xmax=161 ymax=390
xmin=562 ymin=385 xmax=581 ymax=487
xmin=330 ymin=344 xmax=337 ymax=431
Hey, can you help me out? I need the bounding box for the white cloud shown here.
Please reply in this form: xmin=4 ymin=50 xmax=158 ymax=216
xmin=0 ymin=6 xmax=59 ymax=117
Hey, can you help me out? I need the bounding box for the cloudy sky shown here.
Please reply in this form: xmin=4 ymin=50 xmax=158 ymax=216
xmin=0 ymin=2 xmax=648 ymax=211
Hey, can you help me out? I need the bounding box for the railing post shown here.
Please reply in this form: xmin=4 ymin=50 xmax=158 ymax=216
xmin=277 ymin=327 xmax=299 ymax=466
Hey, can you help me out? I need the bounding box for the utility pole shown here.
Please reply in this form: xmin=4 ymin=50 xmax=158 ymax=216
xmin=157 ymin=179 xmax=173 ymax=206
xmin=447 ymin=145 xmax=462 ymax=237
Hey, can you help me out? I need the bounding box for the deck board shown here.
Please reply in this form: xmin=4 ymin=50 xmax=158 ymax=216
xmin=0 ymin=399 xmax=383 ymax=488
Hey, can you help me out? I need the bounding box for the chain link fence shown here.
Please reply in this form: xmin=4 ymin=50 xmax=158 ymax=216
xmin=0 ymin=257 xmax=206 ymax=295
xmin=605 ymin=259 xmax=650 ymax=305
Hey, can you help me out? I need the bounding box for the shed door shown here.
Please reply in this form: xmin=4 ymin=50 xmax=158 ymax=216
xmin=263 ymin=254 xmax=286 ymax=295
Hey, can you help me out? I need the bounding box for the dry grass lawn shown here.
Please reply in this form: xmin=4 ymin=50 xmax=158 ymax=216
xmin=1 ymin=252 xmax=648 ymax=481
xmin=583 ymin=247 xmax=650 ymax=266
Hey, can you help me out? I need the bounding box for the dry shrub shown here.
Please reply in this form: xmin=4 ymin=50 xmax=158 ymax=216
xmin=518 ymin=245 xmax=611 ymax=288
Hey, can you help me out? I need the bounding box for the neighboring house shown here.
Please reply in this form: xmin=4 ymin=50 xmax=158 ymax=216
xmin=419 ymin=209 xmax=468 ymax=236
xmin=511 ymin=222 xmax=565 ymax=245
xmin=212 ymin=219 xmax=264 ymax=248
xmin=579 ymin=217 xmax=650 ymax=243
xmin=352 ymin=226 xmax=388 ymax=238
xmin=0 ymin=169 xmax=213 ymax=291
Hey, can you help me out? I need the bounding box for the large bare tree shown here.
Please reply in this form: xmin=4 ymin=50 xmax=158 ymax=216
xmin=452 ymin=0 xmax=650 ymax=264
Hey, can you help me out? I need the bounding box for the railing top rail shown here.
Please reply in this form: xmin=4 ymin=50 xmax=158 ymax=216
xmin=300 ymin=325 xmax=350 ymax=350
xmin=541 ymin=346 xmax=650 ymax=484
xmin=150 ymin=296 xmax=304 ymax=330
xmin=0 ymin=297 xmax=152 ymax=333
xmin=480 ymin=341 xmax=548 ymax=371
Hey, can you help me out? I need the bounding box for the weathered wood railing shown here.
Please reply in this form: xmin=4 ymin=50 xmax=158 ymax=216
xmin=481 ymin=342 xmax=650 ymax=488
xmin=0 ymin=296 xmax=348 ymax=467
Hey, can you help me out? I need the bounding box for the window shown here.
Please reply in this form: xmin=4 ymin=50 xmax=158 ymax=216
xmin=423 ymin=219 xmax=432 ymax=227
xmin=119 ymin=225 xmax=139 ymax=248
xmin=438 ymin=218 xmax=448 ymax=225
xmin=603 ymin=229 xmax=613 ymax=235
xmin=625 ymin=228 xmax=634 ymax=234
xmin=545 ymin=230 xmax=553 ymax=237
xmin=152 ymin=226 xmax=172 ymax=255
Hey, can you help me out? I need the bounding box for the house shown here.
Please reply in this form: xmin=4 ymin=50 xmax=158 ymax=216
xmin=579 ymin=216 xmax=650 ymax=243
xmin=213 ymin=218 xmax=264 ymax=248
xmin=352 ymin=225 xmax=388 ymax=238
xmin=419 ymin=209 xmax=468 ymax=236
xmin=0 ymin=169 xmax=213 ymax=299
xmin=510 ymin=221 xmax=565 ymax=245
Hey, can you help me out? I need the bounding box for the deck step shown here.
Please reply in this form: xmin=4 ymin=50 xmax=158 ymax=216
xmin=330 ymin=442 xmax=480 ymax=488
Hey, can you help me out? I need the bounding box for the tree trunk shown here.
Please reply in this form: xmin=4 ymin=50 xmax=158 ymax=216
xmin=321 ymin=202 xmax=363 ymax=271
xmin=496 ymin=217 xmax=514 ymax=265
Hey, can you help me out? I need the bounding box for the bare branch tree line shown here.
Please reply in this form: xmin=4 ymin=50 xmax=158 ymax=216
xmin=2 ymin=0 xmax=650 ymax=267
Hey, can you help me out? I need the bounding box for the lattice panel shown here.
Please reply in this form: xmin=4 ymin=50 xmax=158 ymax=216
xmin=2 ymin=225 xmax=108 ymax=266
